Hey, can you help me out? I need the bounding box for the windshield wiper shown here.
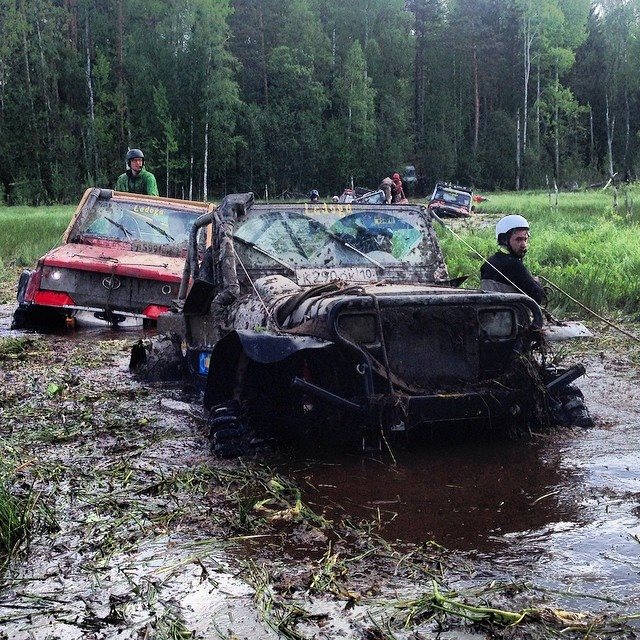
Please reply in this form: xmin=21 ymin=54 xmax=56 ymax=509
xmin=307 ymin=219 xmax=385 ymax=270
xmin=104 ymin=216 xmax=134 ymax=240
xmin=232 ymin=235 xmax=296 ymax=273
xmin=126 ymin=210 xmax=177 ymax=242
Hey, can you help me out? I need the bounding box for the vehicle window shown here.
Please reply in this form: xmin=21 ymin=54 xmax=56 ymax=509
xmin=330 ymin=212 xmax=421 ymax=260
xmin=235 ymin=208 xmax=423 ymax=270
xmin=76 ymin=200 xmax=198 ymax=246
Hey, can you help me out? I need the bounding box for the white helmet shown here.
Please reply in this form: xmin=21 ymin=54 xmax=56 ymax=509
xmin=495 ymin=215 xmax=529 ymax=241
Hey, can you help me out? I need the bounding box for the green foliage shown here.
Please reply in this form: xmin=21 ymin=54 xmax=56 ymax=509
xmin=0 ymin=205 xmax=74 ymax=266
xmin=0 ymin=0 xmax=639 ymax=200
xmin=442 ymin=187 xmax=640 ymax=315
xmin=0 ymin=482 xmax=33 ymax=570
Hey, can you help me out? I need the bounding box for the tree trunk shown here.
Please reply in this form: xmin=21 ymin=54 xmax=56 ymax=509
xmin=23 ymin=30 xmax=43 ymax=186
xmin=85 ymin=14 xmax=99 ymax=181
xmin=116 ymin=0 xmax=126 ymax=150
xmin=203 ymin=108 xmax=209 ymax=201
xmin=189 ymin=118 xmax=194 ymax=201
xmin=473 ymin=45 xmax=479 ymax=157
xmin=605 ymin=93 xmax=615 ymax=178
xmin=516 ymin=109 xmax=521 ymax=191
xmin=623 ymin=85 xmax=630 ymax=176
xmin=554 ymin=65 xmax=559 ymax=183
xmin=589 ymin=104 xmax=595 ymax=169
xmin=259 ymin=0 xmax=268 ymax=105
xmin=536 ymin=57 xmax=540 ymax=152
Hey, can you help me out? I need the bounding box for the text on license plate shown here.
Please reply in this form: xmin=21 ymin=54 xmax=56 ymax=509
xmin=295 ymin=267 xmax=381 ymax=285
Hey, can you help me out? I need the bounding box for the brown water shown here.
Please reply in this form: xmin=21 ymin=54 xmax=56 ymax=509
xmin=276 ymin=363 xmax=640 ymax=618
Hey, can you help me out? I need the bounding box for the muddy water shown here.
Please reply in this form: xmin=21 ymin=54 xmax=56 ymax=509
xmin=3 ymin=301 xmax=638 ymax=630
xmin=278 ymin=362 xmax=640 ymax=618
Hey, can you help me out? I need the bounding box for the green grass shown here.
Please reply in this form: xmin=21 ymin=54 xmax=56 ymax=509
xmin=0 ymin=204 xmax=74 ymax=267
xmin=438 ymin=185 xmax=640 ymax=315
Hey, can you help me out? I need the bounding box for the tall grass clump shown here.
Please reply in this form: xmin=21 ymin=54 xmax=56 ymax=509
xmin=0 ymin=205 xmax=74 ymax=266
xmin=440 ymin=185 xmax=640 ymax=315
xmin=0 ymin=481 xmax=36 ymax=572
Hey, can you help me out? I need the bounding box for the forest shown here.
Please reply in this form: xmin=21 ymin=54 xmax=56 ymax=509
xmin=0 ymin=0 xmax=638 ymax=204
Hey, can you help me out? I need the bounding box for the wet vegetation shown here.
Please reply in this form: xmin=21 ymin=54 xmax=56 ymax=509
xmin=0 ymin=327 xmax=637 ymax=638
xmin=0 ymin=192 xmax=639 ymax=637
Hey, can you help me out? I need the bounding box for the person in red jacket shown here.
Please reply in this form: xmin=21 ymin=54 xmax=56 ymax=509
xmin=391 ymin=172 xmax=408 ymax=203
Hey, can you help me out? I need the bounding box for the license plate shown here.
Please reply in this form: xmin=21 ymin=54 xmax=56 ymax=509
xmin=198 ymin=351 xmax=211 ymax=375
xmin=295 ymin=266 xmax=381 ymax=286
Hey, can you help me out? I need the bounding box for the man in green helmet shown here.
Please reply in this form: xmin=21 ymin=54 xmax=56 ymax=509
xmin=115 ymin=148 xmax=159 ymax=196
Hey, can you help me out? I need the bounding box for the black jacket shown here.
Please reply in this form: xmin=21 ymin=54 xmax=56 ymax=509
xmin=480 ymin=250 xmax=546 ymax=304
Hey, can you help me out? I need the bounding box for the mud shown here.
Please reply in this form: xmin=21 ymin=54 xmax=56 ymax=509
xmin=0 ymin=303 xmax=638 ymax=639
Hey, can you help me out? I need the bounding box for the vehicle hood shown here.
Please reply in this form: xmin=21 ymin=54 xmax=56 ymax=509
xmin=39 ymin=243 xmax=185 ymax=282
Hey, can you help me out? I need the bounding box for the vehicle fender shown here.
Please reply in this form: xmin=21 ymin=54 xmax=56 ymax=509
xmin=20 ymin=268 xmax=41 ymax=304
xmin=203 ymin=329 xmax=334 ymax=409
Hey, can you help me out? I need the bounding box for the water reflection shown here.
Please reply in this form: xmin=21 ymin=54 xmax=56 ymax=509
xmin=277 ymin=436 xmax=580 ymax=553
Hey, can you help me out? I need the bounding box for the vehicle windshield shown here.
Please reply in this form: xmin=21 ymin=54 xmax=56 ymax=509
xmin=71 ymin=199 xmax=200 ymax=246
xmin=234 ymin=206 xmax=423 ymax=271
xmin=433 ymin=189 xmax=471 ymax=208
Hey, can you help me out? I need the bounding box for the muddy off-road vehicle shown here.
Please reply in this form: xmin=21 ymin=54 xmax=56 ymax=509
xmin=131 ymin=192 xmax=591 ymax=455
xmin=428 ymin=182 xmax=474 ymax=218
xmin=13 ymin=189 xmax=213 ymax=329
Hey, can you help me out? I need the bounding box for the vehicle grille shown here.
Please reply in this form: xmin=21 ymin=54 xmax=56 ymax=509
xmin=379 ymin=305 xmax=480 ymax=389
xmin=41 ymin=267 xmax=178 ymax=313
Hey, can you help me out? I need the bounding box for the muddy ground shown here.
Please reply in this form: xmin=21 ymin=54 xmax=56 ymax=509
xmin=0 ymin=299 xmax=638 ymax=640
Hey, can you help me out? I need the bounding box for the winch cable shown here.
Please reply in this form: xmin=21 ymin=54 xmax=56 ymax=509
xmin=538 ymin=275 xmax=640 ymax=343
xmin=431 ymin=211 xmax=640 ymax=344
xmin=232 ymin=245 xmax=279 ymax=330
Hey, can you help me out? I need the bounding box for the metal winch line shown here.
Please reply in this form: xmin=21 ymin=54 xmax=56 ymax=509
xmin=431 ymin=211 xmax=640 ymax=344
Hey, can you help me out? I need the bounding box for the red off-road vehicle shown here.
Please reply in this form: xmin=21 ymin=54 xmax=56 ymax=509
xmin=13 ymin=188 xmax=213 ymax=329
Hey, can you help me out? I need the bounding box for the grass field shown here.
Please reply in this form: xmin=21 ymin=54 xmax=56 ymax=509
xmin=437 ymin=185 xmax=640 ymax=315
xmin=0 ymin=186 xmax=638 ymax=315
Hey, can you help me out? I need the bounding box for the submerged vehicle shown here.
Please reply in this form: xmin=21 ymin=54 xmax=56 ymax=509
xmin=428 ymin=182 xmax=474 ymax=218
xmin=13 ymin=188 xmax=213 ymax=328
xmin=131 ymin=192 xmax=592 ymax=456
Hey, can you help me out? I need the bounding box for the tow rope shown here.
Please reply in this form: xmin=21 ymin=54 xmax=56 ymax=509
xmin=431 ymin=211 xmax=640 ymax=344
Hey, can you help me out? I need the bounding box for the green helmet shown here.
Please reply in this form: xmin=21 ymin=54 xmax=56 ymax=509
xmin=126 ymin=148 xmax=145 ymax=167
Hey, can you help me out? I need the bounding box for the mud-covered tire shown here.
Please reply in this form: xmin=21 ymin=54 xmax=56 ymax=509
xmin=129 ymin=333 xmax=184 ymax=382
xmin=550 ymin=384 xmax=594 ymax=429
xmin=207 ymin=404 xmax=251 ymax=458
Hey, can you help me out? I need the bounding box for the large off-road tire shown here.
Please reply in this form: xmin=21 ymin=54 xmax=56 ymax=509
xmin=550 ymin=384 xmax=594 ymax=429
xmin=129 ymin=333 xmax=184 ymax=382
xmin=207 ymin=403 xmax=252 ymax=458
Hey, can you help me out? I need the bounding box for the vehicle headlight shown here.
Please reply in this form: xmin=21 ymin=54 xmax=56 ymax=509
xmin=478 ymin=309 xmax=515 ymax=338
xmin=338 ymin=313 xmax=377 ymax=343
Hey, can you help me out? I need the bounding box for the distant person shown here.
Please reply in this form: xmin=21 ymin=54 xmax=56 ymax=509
xmin=391 ymin=172 xmax=408 ymax=204
xmin=309 ymin=189 xmax=320 ymax=203
xmin=480 ymin=215 xmax=546 ymax=305
xmin=115 ymin=148 xmax=159 ymax=196
xmin=378 ymin=177 xmax=393 ymax=204
xmin=332 ymin=195 xmax=340 ymax=203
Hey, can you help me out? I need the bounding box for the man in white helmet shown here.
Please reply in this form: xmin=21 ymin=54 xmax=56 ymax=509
xmin=480 ymin=214 xmax=546 ymax=305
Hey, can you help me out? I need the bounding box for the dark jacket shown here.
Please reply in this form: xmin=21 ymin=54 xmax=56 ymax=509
xmin=480 ymin=250 xmax=546 ymax=304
